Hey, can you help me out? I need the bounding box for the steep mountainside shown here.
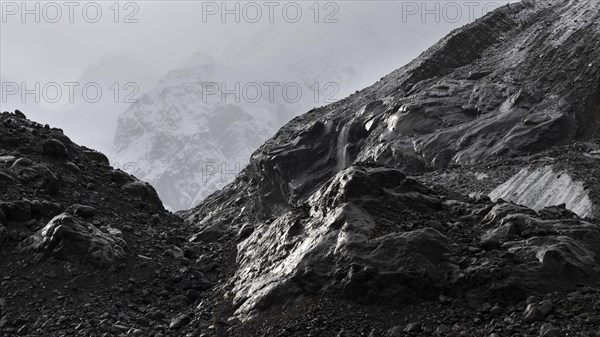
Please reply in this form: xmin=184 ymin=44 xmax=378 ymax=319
xmin=3 ymin=1 xmax=600 ymax=336
xmin=0 ymin=111 xmax=236 ymax=336
xmin=111 ymin=5 xmax=472 ymax=211
xmin=111 ymin=52 xmax=364 ymax=211
xmin=182 ymin=0 xmax=600 ymax=335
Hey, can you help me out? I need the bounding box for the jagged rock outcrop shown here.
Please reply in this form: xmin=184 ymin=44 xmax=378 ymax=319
xmin=22 ymin=213 xmax=127 ymax=268
xmin=184 ymin=0 xmax=600 ymax=325
xmin=232 ymin=167 xmax=454 ymax=318
xmin=255 ymin=0 xmax=598 ymax=211
xmin=227 ymin=165 xmax=600 ymax=320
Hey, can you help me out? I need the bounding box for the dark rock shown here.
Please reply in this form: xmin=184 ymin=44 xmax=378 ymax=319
xmin=30 ymin=200 xmax=62 ymax=219
xmin=9 ymin=159 xmax=59 ymax=195
xmin=539 ymin=323 xmax=561 ymax=337
xmin=186 ymin=289 xmax=202 ymax=304
xmin=169 ymin=313 xmax=190 ymax=330
xmin=481 ymin=238 xmax=502 ymax=251
xmin=179 ymin=277 xmax=212 ymax=291
xmin=189 ymin=228 xmax=224 ymax=243
xmin=110 ymin=169 xmax=134 ymax=185
xmin=436 ymin=324 xmax=451 ymax=334
xmin=83 ymin=149 xmax=109 ymax=165
xmin=66 ymin=204 xmax=98 ymax=218
xmin=466 ymin=70 xmax=492 ymax=80
xmin=0 ymin=200 xmax=32 ymax=222
xmin=237 ymin=223 xmax=255 ymax=241
xmin=0 ymin=222 xmax=7 ymax=244
xmin=230 ymin=166 xmax=452 ymax=317
xmin=404 ymin=322 xmax=421 ymax=333
xmin=387 ymin=326 xmax=403 ymax=337
xmin=121 ymin=181 xmax=163 ymax=208
xmin=0 ymin=155 xmax=16 ymax=167
xmin=22 ymin=213 xmax=127 ymax=267
xmin=490 ymin=304 xmax=503 ymax=315
xmin=538 ymin=300 xmax=554 ymax=316
xmin=135 ymin=317 xmax=149 ymax=327
xmin=42 ymin=139 xmax=69 ymax=159
xmin=65 ymin=161 xmax=81 ymax=173
xmin=14 ymin=110 xmax=26 ymax=119
xmin=524 ymin=304 xmax=545 ymax=322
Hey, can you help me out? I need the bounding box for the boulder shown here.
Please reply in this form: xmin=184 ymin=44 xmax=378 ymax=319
xmin=66 ymin=204 xmax=99 ymax=218
xmin=30 ymin=200 xmax=62 ymax=219
xmin=230 ymin=166 xmax=452 ymax=319
xmin=0 ymin=222 xmax=7 ymax=245
xmin=9 ymin=159 xmax=59 ymax=195
xmin=42 ymin=139 xmax=69 ymax=159
xmin=121 ymin=181 xmax=163 ymax=208
xmin=110 ymin=168 xmax=135 ymax=185
xmin=467 ymin=202 xmax=600 ymax=296
xmin=0 ymin=156 xmax=16 ymax=166
xmin=169 ymin=314 xmax=190 ymax=330
xmin=14 ymin=109 xmax=26 ymax=119
xmin=0 ymin=200 xmax=34 ymax=223
xmin=83 ymin=149 xmax=110 ymax=165
xmin=22 ymin=213 xmax=127 ymax=267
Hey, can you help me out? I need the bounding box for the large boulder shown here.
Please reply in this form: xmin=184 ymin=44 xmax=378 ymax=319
xmin=9 ymin=158 xmax=59 ymax=195
xmin=22 ymin=213 xmax=127 ymax=268
xmin=121 ymin=180 xmax=163 ymax=208
xmin=443 ymin=202 xmax=600 ymax=302
xmin=230 ymin=166 xmax=453 ymax=319
xmin=83 ymin=149 xmax=110 ymax=165
xmin=0 ymin=200 xmax=32 ymax=222
xmin=0 ymin=199 xmax=61 ymax=222
xmin=42 ymin=139 xmax=69 ymax=159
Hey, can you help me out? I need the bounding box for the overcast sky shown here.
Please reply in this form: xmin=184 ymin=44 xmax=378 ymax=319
xmin=0 ymin=0 xmax=515 ymax=151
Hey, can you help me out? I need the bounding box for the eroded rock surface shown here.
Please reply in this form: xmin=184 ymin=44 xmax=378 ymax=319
xmin=489 ymin=165 xmax=597 ymax=218
xmin=182 ymin=0 xmax=600 ymax=334
xmin=3 ymin=1 xmax=600 ymax=336
xmin=23 ymin=213 xmax=127 ymax=267
xmin=232 ymin=167 xmax=453 ymax=318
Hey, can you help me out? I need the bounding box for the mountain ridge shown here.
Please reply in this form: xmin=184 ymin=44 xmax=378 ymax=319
xmin=182 ymin=0 xmax=600 ymax=329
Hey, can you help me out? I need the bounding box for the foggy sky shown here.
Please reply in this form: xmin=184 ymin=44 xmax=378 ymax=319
xmin=0 ymin=0 xmax=516 ymax=152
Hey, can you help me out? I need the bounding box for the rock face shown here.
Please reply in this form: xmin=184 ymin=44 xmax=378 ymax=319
xmin=232 ymin=167 xmax=453 ymax=316
xmin=23 ymin=213 xmax=127 ymax=267
xmin=489 ymin=165 xmax=598 ymax=218
xmin=184 ymin=0 xmax=600 ymax=324
xmin=4 ymin=1 xmax=600 ymax=337
xmin=110 ymin=7 xmax=463 ymax=211
xmin=228 ymin=166 xmax=600 ymax=320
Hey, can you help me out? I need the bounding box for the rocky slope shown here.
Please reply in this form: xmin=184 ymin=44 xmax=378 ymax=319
xmin=0 ymin=111 xmax=236 ymax=336
xmin=3 ymin=1 xmax=600 ymax=337
xmin=182 ymin=0 xmax=600 ymax=335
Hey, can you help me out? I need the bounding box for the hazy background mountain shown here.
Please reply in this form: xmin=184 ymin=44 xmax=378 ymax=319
xmin=1 ymin=1 xmax=516 ymax=209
